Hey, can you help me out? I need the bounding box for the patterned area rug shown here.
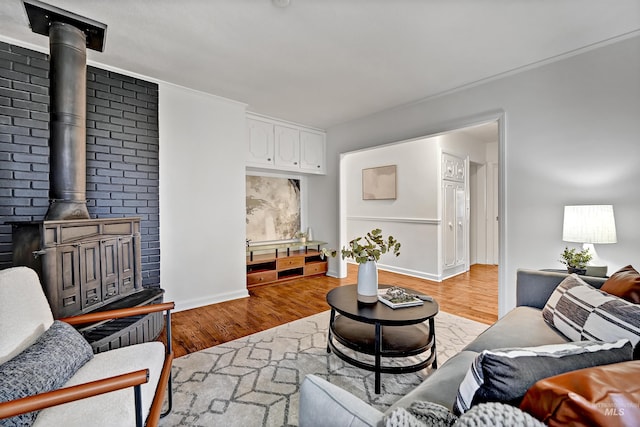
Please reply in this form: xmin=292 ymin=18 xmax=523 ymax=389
xmin=159 ymin=310 xmax=488 ymax=427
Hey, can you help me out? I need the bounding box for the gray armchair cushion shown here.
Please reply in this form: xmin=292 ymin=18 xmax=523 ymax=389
xmin=0 ymin=321 xmax=94 ymax=426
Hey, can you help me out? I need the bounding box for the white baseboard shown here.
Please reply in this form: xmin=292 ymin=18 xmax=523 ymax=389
xmin=376 ymin=264 xmax=442 ymax=282
xmin=173 ymin=289 xmax=249 ymax=312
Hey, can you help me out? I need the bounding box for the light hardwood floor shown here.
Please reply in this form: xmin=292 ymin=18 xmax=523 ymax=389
xmin=162 ymin=264 xmax=498 ymax=358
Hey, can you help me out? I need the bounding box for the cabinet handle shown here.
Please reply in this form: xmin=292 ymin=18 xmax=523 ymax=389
xmin=267 ymin=158 xmax=271 ymax=161
xmin=294 ymin=162 xmax=298 ymax=165
xmin=317 ymin=165 xmax=321 ymax=168
xmin=32 ymin=250 xmax=46 ymax=258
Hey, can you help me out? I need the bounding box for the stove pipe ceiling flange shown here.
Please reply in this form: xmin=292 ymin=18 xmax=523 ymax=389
xmin=23 ymin=0 xmax=107 ymax=220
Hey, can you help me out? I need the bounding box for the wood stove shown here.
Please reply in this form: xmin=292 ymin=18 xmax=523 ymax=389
xmin=11 ymin=1 xmax=164 ymax=353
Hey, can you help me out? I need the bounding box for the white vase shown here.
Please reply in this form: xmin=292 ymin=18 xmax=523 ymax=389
xmin=357 ymin=260 xmax=378 ymax=303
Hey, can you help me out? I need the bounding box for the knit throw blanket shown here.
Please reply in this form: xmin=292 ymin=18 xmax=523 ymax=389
xmin=385 ymin=401 xmax=544 ymax=427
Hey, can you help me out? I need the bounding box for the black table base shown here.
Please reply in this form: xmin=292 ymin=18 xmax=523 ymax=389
xmin=326 ymin=311 xmax=438 ymax=394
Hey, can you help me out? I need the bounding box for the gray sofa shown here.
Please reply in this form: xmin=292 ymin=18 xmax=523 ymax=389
xmin=298 ymin=269 xmax=608 ymax=427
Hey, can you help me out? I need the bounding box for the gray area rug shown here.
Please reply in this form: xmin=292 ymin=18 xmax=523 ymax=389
xmin=159 ymin=310 xmax=488 ymax=427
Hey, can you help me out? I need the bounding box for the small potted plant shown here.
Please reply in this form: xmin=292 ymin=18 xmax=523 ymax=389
xmin=341 ymin=229 xmax=401 ymax=303
xmin=295 ymin=231 xmax=308 ymax=243
xmin=559 ymin=246 xmax=592 ymax=275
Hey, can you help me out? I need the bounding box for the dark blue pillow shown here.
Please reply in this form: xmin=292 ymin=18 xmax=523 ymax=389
xmin=0 ymin=321 xmax=94 ymax=426
xmin=454 ymin=339 xmax=633 ymax=415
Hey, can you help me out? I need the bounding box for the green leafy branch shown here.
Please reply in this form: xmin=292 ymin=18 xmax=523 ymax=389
xmin=340 ymin=228 xmax=401 ymax=264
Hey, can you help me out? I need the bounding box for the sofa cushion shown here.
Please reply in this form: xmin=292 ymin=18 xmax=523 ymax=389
xmin=32 ymin=341 xmax=166 ymax=427
xmin=601 ymin=265 xmax=640 ymax=304
xmin=542 ymin=274 xmax=640 ymax=358
xmin=0 ymin=321 xmax=94 ymax=426
xmin=299 ymin=374 xmax=383 ymax=427
xmin=0 ymin=267 xmax=54 ymax=365
xmin=520 ymin=360 xmax=640 ymax=426
xmin=387 ymin=351 xmax=479 ymax=414
xmin=462 ymin=306 xmax=568 ymax=353
xmin=453 ymin=339 xmax=633 ymax=415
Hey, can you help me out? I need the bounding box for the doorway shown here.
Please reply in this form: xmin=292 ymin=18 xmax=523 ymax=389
xmin=338 ymin=116 xmax=502 ymax=282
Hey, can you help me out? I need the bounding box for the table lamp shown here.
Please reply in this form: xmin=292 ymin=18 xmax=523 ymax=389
xmin=562 ymin=205 xmax=617 ymax=277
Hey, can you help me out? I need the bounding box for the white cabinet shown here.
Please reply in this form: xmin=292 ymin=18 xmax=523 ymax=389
xmin=274 ymin=125 xmax=300 ymax=168
xmin=247 ymin=118 xmax=275 ymax=166
xmin=443 ymin=181 xmax=465 ymax=268
xmin=442 ymin=153 xmax=467 ymax=272
xmin=246 ymin=114 xmax=326 ymax=174
xmin=300 ymin=130 xmax=326 ymax=172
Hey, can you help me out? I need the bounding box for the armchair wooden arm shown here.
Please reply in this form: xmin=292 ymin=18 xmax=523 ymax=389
xmin=146 ymin=352 xmax=174 ymax=427
xmin=0 ymin=369 xmax=148 ymax=422
xmin=60 ymin=302 xmax=175 ymax=326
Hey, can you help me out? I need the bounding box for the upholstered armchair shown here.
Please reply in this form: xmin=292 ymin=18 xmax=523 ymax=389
xmin=0 ymin=267 xmax=174 ymax=427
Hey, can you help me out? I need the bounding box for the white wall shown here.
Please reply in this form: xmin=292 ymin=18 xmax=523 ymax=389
xmin=159 ymin=83 xmax=249 ymax=311
xmin=314 ymin=35 xmax=640 ymax=317
xmin=342 ymin=129 xmax=497 ymax=280
xmin=440 ymin=131 xmax=488 ymax=163
xmin=343 ymin=138 xmax=441 ymax=279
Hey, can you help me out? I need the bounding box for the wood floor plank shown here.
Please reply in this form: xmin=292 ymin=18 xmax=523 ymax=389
xmin=160 ymin=263 xmax=498 ymax=358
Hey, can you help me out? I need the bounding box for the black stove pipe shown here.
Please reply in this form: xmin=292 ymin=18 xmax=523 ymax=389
xmin=45 ymin=22 xmax=89 ymax=220
xmin=45 ymin=21 xmax=90 ymax=220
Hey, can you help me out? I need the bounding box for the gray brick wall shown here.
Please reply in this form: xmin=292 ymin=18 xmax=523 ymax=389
xmin=0 ymin=41 xmax=160 ymax=287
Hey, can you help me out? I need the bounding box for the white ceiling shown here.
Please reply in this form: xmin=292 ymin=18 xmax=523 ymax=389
xmin=1 ymin=0 xmax=639 ymax=130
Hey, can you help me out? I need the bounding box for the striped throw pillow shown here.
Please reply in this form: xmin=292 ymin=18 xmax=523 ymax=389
xmin=542 ymin=274 xmax=640 ymax=355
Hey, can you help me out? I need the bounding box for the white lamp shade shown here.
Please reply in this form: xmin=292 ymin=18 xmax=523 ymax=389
xmin=562 ymin=205 xmax=617 ymax=244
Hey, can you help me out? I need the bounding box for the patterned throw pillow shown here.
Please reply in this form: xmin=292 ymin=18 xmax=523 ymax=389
xmin=0 ymin=321 xmax=94 ymax=426
xmin=542 ymin=274 xmax=640 ymax=357
xmin=453 ymin=339 xmax=633 ymax=415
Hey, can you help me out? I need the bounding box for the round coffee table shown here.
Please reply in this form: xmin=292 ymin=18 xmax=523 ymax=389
xmin=326 ymin=284 xmax=439 ymax=394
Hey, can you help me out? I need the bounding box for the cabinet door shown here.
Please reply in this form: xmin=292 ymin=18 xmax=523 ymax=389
xmin=78 ymin=241 xmax=102 ymax=310
xmin=300 ymin=130 xmax=326 ymax=173
xmin=101 ymin=238 xmax=120 ymax=301
xmin=58 ymin=244 xmax=82 ymax=316
xmin=274 ymin=125 xmax=300 ymax=168
xmin=247 ymin=118 xmax=275 ymax=166
xmin=455 ymin=185 xmax=466 ymax=265
xmin=118 ymin=236 xmax=135 ymax=294
xmin=443 ymin=181 xmax=457 ymax=268
xmin=442 ymin=153 xmax=465 ymax=182
xmin=443 ymin=181 xmax=466 ymax=269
